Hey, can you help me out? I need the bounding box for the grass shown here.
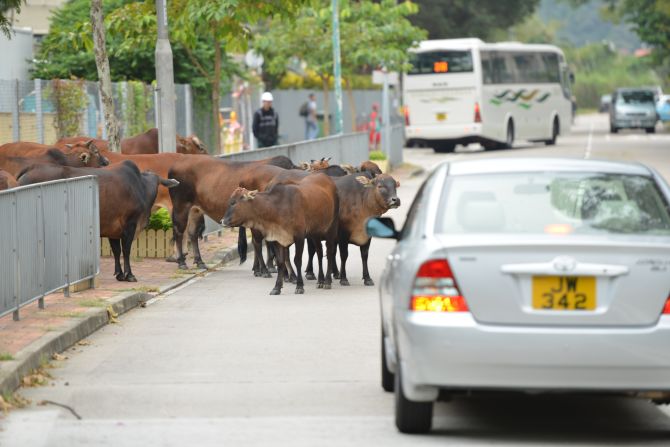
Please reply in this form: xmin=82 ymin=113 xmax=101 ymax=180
xmin=0 ymin=353 xmax=14 ymax=361
xmin=118 ymin=285 xmax=161 ymax=293
xmin=78 ymin=298 xmax=108 ymax=308
xmin=49 ymin=311 xmax=85 ymax=319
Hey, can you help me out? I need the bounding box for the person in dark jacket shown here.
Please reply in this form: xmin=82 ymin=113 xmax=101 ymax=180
xmin=252 ymin=92 xmax=279 ymax=148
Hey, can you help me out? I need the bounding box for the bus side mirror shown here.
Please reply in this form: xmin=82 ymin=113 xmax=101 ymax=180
xmin=569 ymin=72 xmax=575 ymax=83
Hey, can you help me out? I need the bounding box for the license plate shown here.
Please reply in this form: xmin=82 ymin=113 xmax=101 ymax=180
xmin=532 ymin=276 xmax=596 ymax=311
xmin=436 ymin=112 xmax=447 ymax=121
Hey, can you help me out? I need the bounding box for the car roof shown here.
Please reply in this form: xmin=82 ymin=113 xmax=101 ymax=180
xmin=445 ymin=158 xmax=653 ymax=177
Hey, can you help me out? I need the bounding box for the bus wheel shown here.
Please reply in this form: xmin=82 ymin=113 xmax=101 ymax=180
xmin=544 ymin=117 xmax=559 ymax=146
xmin=433 ymin=141 xmax=455 ymax=153
xmin=498 ymin=120 xmax=514 ymax=149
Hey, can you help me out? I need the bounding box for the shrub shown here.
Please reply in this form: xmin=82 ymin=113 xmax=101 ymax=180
xmin=368 ymin=150 xmax=387 ymax=161
xmin=146 ymin=208 xmax=172 ymax=231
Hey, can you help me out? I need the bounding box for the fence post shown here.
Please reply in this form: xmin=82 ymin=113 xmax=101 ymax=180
xmin=63 ymin=182 xmax=71 ymax=297
xmin=12 ymin=192 xmax=20 ymax=321
xmin=12 ymin=79 xmax=20 ymax=142
xmin=35 ymin=79 xmax=44 ymax=144
xmin=185 ymin=84 xmax=193 ymax=137
xmin=38 ymin=184 xmax=46 ymax=310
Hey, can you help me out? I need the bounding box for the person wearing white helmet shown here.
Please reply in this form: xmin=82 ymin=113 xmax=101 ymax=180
xmin=252 ymin=91 xmax=279 ymax=147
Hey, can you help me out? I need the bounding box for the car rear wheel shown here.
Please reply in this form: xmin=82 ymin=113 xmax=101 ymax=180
xmin=381 ymin=328 xmax=394 ymax=392
xmin=395 ymin=366 xmax=433 ymax=434
xmin=432 ymin=141 xmax=455 ymax=153
xmin=646 ymin=127 xmax=656 ymax=134
xmin=544 ymin=117 xmax=559 ymax=146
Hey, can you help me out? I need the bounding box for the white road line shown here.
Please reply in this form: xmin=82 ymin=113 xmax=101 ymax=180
xmin=584 ymin=121 xmax=594 ymax=159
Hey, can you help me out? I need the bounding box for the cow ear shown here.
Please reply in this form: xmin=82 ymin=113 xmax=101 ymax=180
xmin=310 ymin=159 xmax=316 ymax=164
xmin=325 ymin=157 xmax=332 ymax=162
xmin=79 ymin=152 xmax=90 ymax=164
xmin=299 ymin=162 xmax=309 ymax=170
xmin=243 ymin=190 xmax=258 ymax=201
xmin=356 ymin=176 xmax=372 ymax=187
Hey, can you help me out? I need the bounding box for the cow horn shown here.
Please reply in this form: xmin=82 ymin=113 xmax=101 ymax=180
xmin=65 ymin=144 xmax=73 ymax=149
xmin=243 ymin=190 xmax=258 ymax=200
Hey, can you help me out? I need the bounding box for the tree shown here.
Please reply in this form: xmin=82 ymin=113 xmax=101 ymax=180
xmin=91 ymin=0 xmax=121 ymax=151
xmin=107 ymin=0 xmax=306 ymax=151
xmin=409 ymin=0 xmax=540 ymax=40
xmin=0 ymin=0 xmax=23 ymax=38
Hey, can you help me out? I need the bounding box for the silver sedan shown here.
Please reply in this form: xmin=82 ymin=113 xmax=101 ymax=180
xmin=367 ymin=157 xmax=670 ymax=434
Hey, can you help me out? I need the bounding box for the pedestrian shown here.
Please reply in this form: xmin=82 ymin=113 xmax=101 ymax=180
xmin=369 ymin=103 xmax=381 ymax=150
xmin=304 ymin=93 xmax=318 ymax=140
xmin=253 ymin=91 xmax=279 ymax=148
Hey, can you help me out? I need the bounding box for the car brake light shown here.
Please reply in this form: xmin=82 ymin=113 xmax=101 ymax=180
xmin=411 ymin=259 xmax=469 ymax=312
xmin=662 ymin=297 xmax=670 ymax=314
xmin=474 ymin=102 xmax=482 ymax=123
xmin=404 ymin=105 xmax=410 ymax=126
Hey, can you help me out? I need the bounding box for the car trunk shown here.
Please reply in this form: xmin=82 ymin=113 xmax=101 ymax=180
xmin=440 ymin=237 xmax=670 ymax=327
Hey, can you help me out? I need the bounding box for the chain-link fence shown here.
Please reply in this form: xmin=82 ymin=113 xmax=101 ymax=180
xmin=0 ymin=79 xmax=193 ymax=146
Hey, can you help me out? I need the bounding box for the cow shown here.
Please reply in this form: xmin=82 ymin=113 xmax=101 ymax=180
xmin=167 ymin=155 xmax=299 ymax=270
xmin=56 ymin=129 xmax=207 ymax=155
xmin=0 ymin=169 xmax=17 ymax=191
xmin=222 ymin=173 xmax=339 ymax=295
xmin=0 ymin=141 xmax=109 ymax=177
xmin=17 ymin=160 xmax=178 ymax=282
xmin=301 ymin=157 xmax=383 ymax=178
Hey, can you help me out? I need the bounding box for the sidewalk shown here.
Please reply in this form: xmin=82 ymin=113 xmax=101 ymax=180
xmin=0 ymin=228 xmax=246 ymax=395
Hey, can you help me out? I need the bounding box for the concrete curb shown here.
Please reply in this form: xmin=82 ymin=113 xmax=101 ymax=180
xmin=0 ymin=243 xmax=248 ymax=396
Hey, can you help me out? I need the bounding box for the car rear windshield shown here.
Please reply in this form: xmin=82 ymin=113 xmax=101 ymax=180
xmin=438 ymin=172 xmax=670 ymax=236
xmin=408 ymin=51 xmax=473 ymax=75
xmin=617 ymin=91 xmax=655 ymax=104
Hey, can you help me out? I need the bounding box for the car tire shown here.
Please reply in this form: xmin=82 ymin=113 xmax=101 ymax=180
xmin=395 ymin=365 xmax=433 ymax=434
xmin=544 ymin=117 xmax=559 ymax=146
xmin=381 ymin=328 xmax=394 ymax=392
xmin=610 ymin=124 xmax=618 ymax=134
xmin=646 ymin=127 xmax=656 ymax=134
xmin=432 ymin=141 xmax=455 ymax=153
xmin=500 ymin=120 xmax=514 ymax=149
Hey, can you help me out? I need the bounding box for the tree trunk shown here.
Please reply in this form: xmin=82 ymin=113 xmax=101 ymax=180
xmin=212 ymin=37 xmax=222 ymax=153
xmin=321 ymin=75 xmax=330 ymax=137
xmin=90 ymin=0 xmax=120 ymax=152
xmin=345 ymin=78 xmax=357 ymax=132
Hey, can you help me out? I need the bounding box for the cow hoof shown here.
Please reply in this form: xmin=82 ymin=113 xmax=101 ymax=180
xmin=364 ymin=278 xmax=375 ymax=286
xmin=333 ymin=272 xmax=340 ymax=280
xmin=270 ymin=288 xmax=281 ymax=295
xmin=340 ymin=278 xmax=350 ymax=286
xmin=263 ymin=272 xmax=272 ymax=279
xmin=323 ymin=283 xmax=332 ymax=290
xmin=125 ymin=273 xmax=137 ymax=282
xmin=289 ymin=275 xmax=297 ymax=284
xmin=196 ymin=262 xmax=207 ymax=270
xmin=165 ymin=256 xmax=178 ymax=263
xmin=317 ymin=282 xmax=324 ymax=289
xmin=115 ymin=273 xmax=125 ymax=282
xmin=295 ymin=287 xmax=304 ymax=295
xmin=178 ymin=263 xmax=188 ymax=270
xmin=254 ymin=271 xmax=262 ymax=277
xmin=305 ymin=272 xmax=316 ymax=280
xmin=268 ymin=267 xmax=277 ymax=274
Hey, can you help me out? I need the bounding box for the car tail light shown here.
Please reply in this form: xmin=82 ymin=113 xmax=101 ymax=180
xmin=404 ymin=105 xmax=410 ymax=126
xmin=474 ymin=102 xmax=482 ymax=123
xmin=662 ymin=296 xmax=670 ymax=314
xmin=410 ymin=259 xmax=469 ymax=312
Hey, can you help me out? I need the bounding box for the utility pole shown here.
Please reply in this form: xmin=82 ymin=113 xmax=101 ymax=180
xmin=331 ymin=0 xmax=343 ymax=134
xmin=155 ymin=0 xmax=176 ymax=152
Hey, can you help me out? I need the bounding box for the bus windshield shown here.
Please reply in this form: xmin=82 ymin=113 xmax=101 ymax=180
xmin=408 ymin=51 xmax=473 ymax=75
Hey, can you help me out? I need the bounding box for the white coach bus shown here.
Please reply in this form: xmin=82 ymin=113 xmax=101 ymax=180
xmin=403 ymin=38 xmax=573 ymax=153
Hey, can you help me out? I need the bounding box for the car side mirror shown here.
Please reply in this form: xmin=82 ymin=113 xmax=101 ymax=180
xmin=366 ymin=217 xmax=399 ymax=240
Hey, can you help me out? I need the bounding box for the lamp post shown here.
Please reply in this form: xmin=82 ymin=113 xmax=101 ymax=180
xmin=331 ymin=0 xmax=343 ymax=134
xmin=155 ymin=0 xmax=176 ymax=152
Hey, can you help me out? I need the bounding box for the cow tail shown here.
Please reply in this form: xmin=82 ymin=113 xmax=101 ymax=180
xmin=238 ymin=226 xmax=248 ymax=264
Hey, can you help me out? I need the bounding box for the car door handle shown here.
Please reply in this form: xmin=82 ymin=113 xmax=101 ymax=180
xmin=501 ymin=262 xmax=629 ymax=277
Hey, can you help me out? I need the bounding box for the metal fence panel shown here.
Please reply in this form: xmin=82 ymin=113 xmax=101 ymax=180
xmin=389 ymin=124 xmax=405 ymax=167
xmin=0 ymin=176 xmax=100 ymax=320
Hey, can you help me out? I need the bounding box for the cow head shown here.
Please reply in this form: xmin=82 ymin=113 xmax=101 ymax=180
xmin=222 ymin=187 xmax=258 ymax=227
xmin=360 ymin=160 xmax=382 ymax=177
xmin=177 ymin=134 xmax=208 ymax=154
xmin=356 ymin=174 xmax=401 ymax=210
xmin=306 ymin=157 xmax=331 ymax=171
xmin=65 ymin=140 xmax=109 ymax=167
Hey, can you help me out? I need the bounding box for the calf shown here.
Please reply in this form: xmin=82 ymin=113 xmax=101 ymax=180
xmin=222 ymin=172 xmax=339 ymax=295
xmin=303 ymin=157 xmax=383 ymax=178
xmin=0 ymin=141 xmax=109 ymax=177
xmin=56 ymin=129 xmax=208 ymax=155
xmin=0 ymin=169 xmax=17 ymax=191
xmin=18 ymin=160 xmax=178 ymax=282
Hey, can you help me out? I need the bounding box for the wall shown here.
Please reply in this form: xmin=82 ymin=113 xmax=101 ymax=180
xmin=0 ymin=28 xmax=34 ymax=81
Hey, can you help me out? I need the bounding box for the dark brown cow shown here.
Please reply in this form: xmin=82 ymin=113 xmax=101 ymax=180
xmin=56 ymin=129 xmax=208 ymax=155
xmin=18 ymin=160 xmax=178 ymax=282
xmin=167 ymin=155 xmax=298 ymax=270
xmin=222 ymin=173 xmax=339 ymax=295
xmin=0 ymin=141 xmax=109 ymax=177
xmin=302 ymin=158 xmax=383 ymax=178
xmin=0 ymin=169 xmax=17 ymax=191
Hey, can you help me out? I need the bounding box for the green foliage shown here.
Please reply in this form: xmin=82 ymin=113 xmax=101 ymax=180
xmin=147 ymin=208 xmax=173 ymax=231
xmin=0 ymin=352 xmax=14 ymax=361
xmin=278 ymin=71 xmax=379 ymax=90
xmin=368 ymin=150 xmax=387 ymax=161
xmin=121 ymin=81 xmax=152 ymax=136
xmin=0 ymin=0 xmax=24 ymax=38
xmin=410 ymin=0 xmax=540 ymax=40
xmin=46 ymin=79 xmax=88 ymax=139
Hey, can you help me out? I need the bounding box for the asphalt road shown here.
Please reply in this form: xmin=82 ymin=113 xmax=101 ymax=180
xmin=3 ymin=114 xmax=670 ymax=446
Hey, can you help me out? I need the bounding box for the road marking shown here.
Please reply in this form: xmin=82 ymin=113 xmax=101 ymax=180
xmin=584 ymin=121 xmax=594 ymax=159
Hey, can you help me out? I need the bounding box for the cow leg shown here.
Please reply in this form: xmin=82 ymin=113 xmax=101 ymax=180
xmin=109 ymin=238 xmax=123 ymax=281
xmin=305 ymin=239 xmax=316 ymax=280
xmin=332 ymin=241 xmax=340 ymax=279
xmin=171 ymin=205 xmax=191 ymax=270
xmin=266 ymin=241 xmax=277 ymax=273
xmin=270 ymin=242 xmax=286 ymax=295
xmin=252 ymin=229 xmax=271 ymax=278
xmin=313 ymin=238 xmax=325 ymax=289
xmin=190 ymin=228 xmax=207 ymax=270
xmin=293 ymin=238 xmax=305 ymax=294
xmin=324 ymin=237 xmax=336 ymax=290
xmin=285 ymin=250 xmax=297 ymax=284
xmin=361 ymin=239 xmax=374 ymax=286
xmin=338 ymin=238 xmax=350 ymax=286
xmin=121 ymin=227 xmax=137 ymax=282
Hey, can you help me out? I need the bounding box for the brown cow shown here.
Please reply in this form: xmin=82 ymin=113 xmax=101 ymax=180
xmin=302 ymin=158 xmax=383 ymax=178
xmin=57 ymin=129 xmax=207 ymax=155
xmin=0 ymin=169 xmax=17 ymax=191
xmin=167 ymin=155 xmax=298 ymax=270
xmin=0 ymin=141 xmax=109 ymax=177
xmin=18 ymin=160 xmax=178 ymax=282
xmin=222 ymin=173 xmax=339 ymax=295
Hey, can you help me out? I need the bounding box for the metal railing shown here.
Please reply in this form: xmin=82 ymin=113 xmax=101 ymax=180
xmin=0 ymin=176 xmax=100 ymax=321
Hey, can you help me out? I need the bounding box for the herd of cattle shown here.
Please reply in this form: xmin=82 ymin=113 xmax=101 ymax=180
xmin=0 ymin=128 xmax=401 ymax=295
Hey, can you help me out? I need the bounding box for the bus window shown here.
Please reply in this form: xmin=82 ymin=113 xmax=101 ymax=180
xmin=540 ymin=53 xmax=560 ymax=83
xmin=408 ymin=51 xmax=474 ymax=75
